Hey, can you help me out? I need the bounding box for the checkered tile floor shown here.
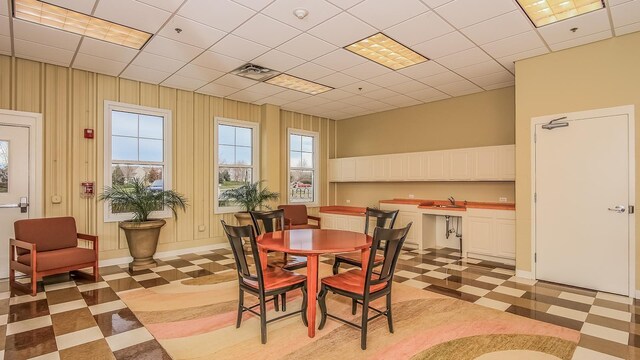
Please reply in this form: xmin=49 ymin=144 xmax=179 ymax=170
xmin=1 ymin=247 xmax=638 ymax=359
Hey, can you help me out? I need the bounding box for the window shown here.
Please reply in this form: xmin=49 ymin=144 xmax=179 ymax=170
xmin=288 ymin=129 xmax=319 ymax=205
xmin=214 ymin=117 xmax=259 ymax=213
xmin=0 ymin=140 xmax=7 ymax=193
xmin=104 ymin=101 xmax=172 ymax=222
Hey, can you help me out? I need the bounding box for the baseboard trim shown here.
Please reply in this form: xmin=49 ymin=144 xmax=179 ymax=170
xmin=515 ymin=270 xmax=534 ymax=279
xmin=99 ymin=243 xmax=229 ymax=267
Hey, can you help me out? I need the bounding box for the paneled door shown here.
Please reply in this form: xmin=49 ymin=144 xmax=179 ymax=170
xmin=535 ymin=111 xmax=632 ymax=295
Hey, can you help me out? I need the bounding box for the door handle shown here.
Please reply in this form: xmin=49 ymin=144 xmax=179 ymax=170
xmin=0 ymin=197 xmax=29 ymax=213
xmin=608 ymin=205 xmax=626 ymax=213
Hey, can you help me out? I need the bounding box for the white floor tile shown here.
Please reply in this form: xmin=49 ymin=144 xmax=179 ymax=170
xmin=580 ymin=322 xmax=629 ymax=344
xmin=48 ymin=299 xmax=87 ymax=315
xmin=476 ymin=275 xmax=506 ymax=286
xmin=434 ymin=257 xmax=456 ymax=264
xmin=491 ymin=268 xmax=515 ymax=276
xmin=443 ymin=264 xmax=467 ymax=271
xmin=547 ymin=305 xmax=588 ymax=322
xmin=402 ymin=279 xmax=430 ymax=289
xmin=178 ymin=265 xmax=203 ymax=273
xmin=89 ymin=300 xmax=126 ymax=315
xmin=571 ymin=346 xmax=624 ymax=360
xmin=106 ymin=327 xmax=154 ymax=352
xmin=77 ymin=281 xmax=109 ymax=292
xmin=589 ymin=305 xmax=631 ymax=322
xmin=190 ymin=258 xmax=213 ymax=265
xmin=132 ymin=272 xmax=161 ymax=281
xmin=424 ymin=271 xmax=450 ymax=280
xmin=29 ymin=351 xmax=60 ymax=360
xmin=415 ymin=263 xmax=438 ymax=271
xmin=55 ymin=326 xmax=103 ymax=350
xmin=44 ymin=281 xmax=77 ymax=292
xmin=395 ymin=270 xmax=420 ymax=279
xmin=475 ymin=297 xmax=510 ymax=311
xmin=150 ymin=265 xmax=176 ymax=273
xmin=559 ymin=291 xmax=595 ymax=305
xmin=6 ymin=315 xmax=52 ymax=335
xmin=596 ymin=292 xmax=633 ymax=305
xmin=458 ymin=285 xmax=490 ymax=297
xmin=102 ymin=273 xmax=131 ymax=281
xmin=9 ymin=292 xmax=47 ymax=305
xmin=493 ymin=285 xmax=526 ymax=298
xmin=507 ymin=276 xmax=538 ymax=286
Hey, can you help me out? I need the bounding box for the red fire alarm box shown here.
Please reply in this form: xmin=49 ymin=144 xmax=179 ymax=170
xmin=81 ymin=182 xmax=95 ymax=198
xmin=84 ymin=129 xmax=94 ymax=139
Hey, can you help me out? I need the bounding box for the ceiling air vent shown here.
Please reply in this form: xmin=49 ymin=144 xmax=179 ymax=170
xmin=231 ymin=63 xmax=279 ymax=81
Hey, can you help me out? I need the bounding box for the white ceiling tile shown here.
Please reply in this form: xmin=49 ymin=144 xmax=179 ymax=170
xmin=405 ymin=87 xmax=447 ymax=101
xmin=197 ymin=82 xmax=238 ymax=97
xmin=611 ymin=1 xmax=640 ymax=28
xmin=615 ymin=21 xmax=640 ymax=36
xmin=412 ymin=31 xmax=474 ymax=58
xmin=434 ymin=79 xmax=481 ymax=95
xmin=548 ymin=30 xmax=612 ymax=51
xmin=179 ymin=0 xmax=255 ymax=32
xmin=483 ymin=80 xmax=515 ymax=90
xmin=386 ymin=79 xmax=432 ymax=93
xmin=175 ymin=64 xmax=224 ymax=82
xmin=419 ymin=70 xmax=464 ymax=86
xmin=252 ymin=49 xmax=305 ymax=72
xmin=210 ymin=35 xmax=269 ymax=62
xmin=461 ymin=10 xmax=533 ymax=45
xmin=0 ymin=0 xmax=7 ymax=16
xmin=496 ymin=47 xmax=548 ymax=69
xmin=468 ymin=70 xmax=514 ymax=87
xmin=277 ymin=33 xmax=337 ymax=61
xmin=443 ymin=86 xmax=483 ymax=97
xmin=131 ymin=51 xmax=186 ymax=73
xmin=317 ymin=88 xmax=354 ymax=100
xmin=307 ymin=12 xmax=377 ymax=47
xmin=384 ymin=94 xmax=421 ymax=107
xmin=340 ymin=94 xmax=375 ymax=105
xmin=481 ymin=31 xmax=546 ymax=58
xmin=423 ymin=93 xmax=451 ymax=102
xmin=143 ymin=36 xmax=202 ymax=62
xmin=162 ymin=74 xmax=210 ymax=91
xmin=436 ymin=47 xmax=491 ymax=69
xmin=312 ymin=49 xmax=366 ymax=71
xmin=121 ymin=64 xmax=171 ymax=83
xmin=434 ymin=0 xmax=516 ymax=28
xmin=255 ymin=95 xmax=292 ymax=106
xmin=227 ymin=89 xmax=266 ymax=103
xmin=282 ymin=102 xmax=310 ymax=112
xmin=290 ymin=96 xmax=332 ymax=107
xmin=340 ymin=80 xmax=381 ymax=94
xmin=0 ymin=15 xmax=9 ymax=36
xmin=454 ymin=60 xmax=505 ymax=78
xmin=315 ymin=72 xmax=359 ymax=87
xmin=77 ymin=38 xmax=138 ymax=63
xmin=262 ymin=0 xmax=342 ymax=31
xmin=274 ymin=90 xmax=312 ymax=101
xmin=362 ymin=87 xmax=399 ymax=100
xmin=420 ymin=0 xmax=454 ymax=8
xmin=73 ymin=53 xmax=127 ymax=76
xmin=348 ymin=0 xmax=428 ymax=29
xmin=287 ymin=62 xmax=335 ymax=80
xmin=45 ymin=0 xmax=96 ymax=14
xmin=326 ymin=0 xmax=365 ymax=9
xmin=191 ymin=51 xmax=245 ymax=72
xmin=341 ymin=61 xmax=390 ymax=79
xmin=367 ymin=71 xmax=412 ymax=87
xmin=13 ymin=19 xmax=80 ymax=51
xmin=321 ymin=100 xmax=354 ymax=111
xmin=159 ymin=16 xmax=226 ymax=49
xmin=609 ymin=0 xmax=633 ymax=5
xmin=13 ymin=38 xmax=74 ymax=66
xmin=397 ymin=60 xmax=448 ymax=78
xmin=232 ymin=0 xmax=274 ymax=11
xmin=385 ymin=11 xmax=454 ymax=46
xmin=136 ymin=0 xmax=183 ymax=12
xmin=94 ymin=0 xmax=171 ymax=33
xmin=234 ymin=14 xmax=301 ymax=48
xmin=0 ymin=35 xmax=10 ymax=56
xmin=244 ymin=82 xmax=286 ymax=96
xmin=213 ymin=73 xmax=258 ymax=89
xmin=537 ymin=9 xmax=610 ymax=44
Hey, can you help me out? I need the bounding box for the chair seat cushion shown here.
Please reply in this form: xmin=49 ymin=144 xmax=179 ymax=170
xmin=243 ymin=267 xmax=306 ymax=291
xmin=289 ymin=224 xmax=320 ymax=230
xmin=18 ymin=247 xmax=96 ymax=272
xmin=321 ymin=269 xmax=387 ymax=295
xmin=335 ymin=252 xmax=384 ymax=265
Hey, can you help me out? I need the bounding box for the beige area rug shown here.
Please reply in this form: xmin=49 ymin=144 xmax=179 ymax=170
xmin=119 ymin=265 xmax=579 ymax=359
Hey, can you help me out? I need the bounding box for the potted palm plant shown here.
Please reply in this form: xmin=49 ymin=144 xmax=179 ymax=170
xmin=219 ymin=181 xmax=279 ymax=226
xmin=99 ymin=178 xmax=187 ymax=271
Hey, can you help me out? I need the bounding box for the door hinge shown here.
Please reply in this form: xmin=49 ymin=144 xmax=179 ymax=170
xmin=534 ymin=132 xmax=537 ymax=143
xmin=534 ymin=193 xmax=537 ymax=202
xmin=629 ymin=205 xmax=635 ymax=214
xmin=534 ymin=253 xmax=537 ymax=262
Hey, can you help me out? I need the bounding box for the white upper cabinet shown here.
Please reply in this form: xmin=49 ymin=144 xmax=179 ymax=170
xmin=329 ymin=158 xmax=341 ymax=182
xmin=449 ymin=149 xmax=474 ymax=180
xmin=371 ymin=156 xmax=388 ymax=181
xmin=341 ymin=158 xmax=356 ymax=181
xmin=497 ymin=144 xmax=516 ymax=180
xmin=355 ymin=157 xmax=373 ymax=181
xmin=387 ymin=153 xmax=407 ymax=181
xmin=406 ymin=152 xmax=424 ymax=180
xmin=425 ymin=151 xmax=449 ymax=180
xmin=474 ymin=146 xmax=499 ymax=180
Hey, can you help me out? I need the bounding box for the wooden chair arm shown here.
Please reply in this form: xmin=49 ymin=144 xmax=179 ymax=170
xmin=10 ymin=238 xmax=35 ymax=251
xmin=78 ymin=233 xmax=98 ymax=242
xmin=308 ymin=215 xmax=321 ymax=228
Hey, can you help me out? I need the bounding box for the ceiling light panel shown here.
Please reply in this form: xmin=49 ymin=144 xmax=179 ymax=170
xmin=517 ymin=0 xmax=605 ymax=27
xmin=265 ymin=74 xmax=332 ymax=95
xmin=13 ymin=0 xmax=152 ymax=49
xmin=344 ymin=32 xmax=428 ymax=70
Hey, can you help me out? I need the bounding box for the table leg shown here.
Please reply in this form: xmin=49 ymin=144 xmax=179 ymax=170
xmin=361 ymin=248 xmax=370 ymax=275
xmin=258 ymin=247 xmax=268 ymax=271
xmin=306 ymin=254 xmax=319 ymax=338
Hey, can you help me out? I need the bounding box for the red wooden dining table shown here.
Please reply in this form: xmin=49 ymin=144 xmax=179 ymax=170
xmin=257 ymin=229 xmax=372 ymax=338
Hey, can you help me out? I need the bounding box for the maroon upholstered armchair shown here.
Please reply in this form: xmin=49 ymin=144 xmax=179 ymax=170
xmin=277 ymin=205 xmax=321 ymax=230
xmin=10 ymin=217 xmax=99 ymax=296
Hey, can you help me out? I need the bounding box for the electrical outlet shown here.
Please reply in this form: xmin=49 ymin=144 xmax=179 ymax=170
xmin=346 ymin=199 xmax=351 ymax=204
xmin=408 ymin=194 xmax=415 ymax=199
xmin=499 ymin=197 xmax=508 ymax=203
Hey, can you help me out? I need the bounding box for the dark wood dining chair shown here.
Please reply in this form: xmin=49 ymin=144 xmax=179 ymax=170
xmin=318 ymin=223 xmax=412 ymax=350
xmin=221 ymin=220 xmax=308 ymax=344
xmin=332 ymin=207 xmax=399 ymax=275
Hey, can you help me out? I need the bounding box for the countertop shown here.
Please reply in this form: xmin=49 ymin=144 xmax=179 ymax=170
xmin=381 ymin=198 xmax=516 ymax=211
xmin=319 ymin=206 xmax=366 ymax=216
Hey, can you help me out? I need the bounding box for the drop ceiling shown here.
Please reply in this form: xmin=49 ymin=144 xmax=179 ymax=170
xmin=0 ymin=0 xmax=638 ymax=120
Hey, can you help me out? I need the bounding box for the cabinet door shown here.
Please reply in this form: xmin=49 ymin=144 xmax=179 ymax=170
xmin=449 ymin=149 xmax=473 ymax=180
xmin=328 ymin=159 xmax=341 ymax=182
xmin=497 ymin=145 xmax=515 ymax=180
xmin=355 ymin=157 xmax=373 ymax=182
xmin=397 ymin=211 xmax=420 ymax=245
xmin=495 ymin=218 xmax=516 ymax=259
xmin=341 ymin=158 xmax=356 ymax=181
xmin=425 ymin=151 xmax=449 ymax=180
xmin=372 ymin=156 xmax=388 ymax=181
xmin=336 ymin=216 xmax=349 ymax=230
xmin=406 ymin=153 xmax=424 ymax=180
xmin=388 ymin=154 xmax=407 ymax=181
xmin=348 ymin=217 xmax=365 ymax=232
xmin=474 ymin=147 xmax=498 ymax=180
xmin=322 ymin=214 xmax=336 ymax=229
xmin=466 ymin=216 xmax=494 ymax=256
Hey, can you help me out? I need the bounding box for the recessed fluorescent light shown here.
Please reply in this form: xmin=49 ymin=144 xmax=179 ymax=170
xmin=265 ymin=74 xmax=332 ymax=95
xmin=13 ymin=0 xmax=152 ymax=49
xmin=344 ymin=32 xmax=428 ymax=71
xmin=517 ymin=0 xmax=605 ymax=27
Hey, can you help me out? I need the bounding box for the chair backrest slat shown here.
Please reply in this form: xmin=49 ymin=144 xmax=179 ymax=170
xmin=250 ymin=209 xmax=285 ymax=235
xmin=364 ymin=208 xmax=398 ymax=235
xmin=366 ymin=223 xmax=412 ymax=290
xmin=221 ymin=220 xmax=264 ymax=290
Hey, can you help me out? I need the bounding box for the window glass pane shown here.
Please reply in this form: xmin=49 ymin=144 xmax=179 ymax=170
xmin=289 ymin=170 xmax=314 ymax=203
xmin=219 ymin=125 xmax=235 ymax=145
xmin=236 ymin=127 xmax=252 ymax=147
xmin=111 ymin=165 xmax=163 ymax=213
xmin=112 ymin=136 xmax=138 ymax=161
xmin=301 ymin=152 xmax=313 ymax=168
xmin=0 ymin=140 xmax=8 ymax=193
xmin=139 ymin=115 xmax=163 ymax=140
xmin=218 ymin=167 xmax=252 ymax=208
xmin=290 ymin=151 xmax=301 ymax=167
xmin=112 ymin=111 xmax=138 ymax=137
xmin=290 ymin=134 xmax=301 ymax=152
xmin=301 ymin=135 xmax=313 ymax=152
xmin=139 ymin=139 xmax=163 ymax=162
xmin=219 ymin=145 xmax=234 ymax=165
xmin=236 ymin=146 xmax=252 ymax=165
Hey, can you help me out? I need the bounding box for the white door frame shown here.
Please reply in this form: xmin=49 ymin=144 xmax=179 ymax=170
xmin=0 ymin=109 xmax=43 ymax=218
xmin=530 ymin=105 xmax=636 ymax=297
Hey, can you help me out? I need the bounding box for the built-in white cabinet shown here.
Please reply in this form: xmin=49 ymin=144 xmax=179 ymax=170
xmin=464 ymin=208 xmax=515 ymax=262
xmin=379 ymin=203 xmax=424 ymax=250
xmin=328 ymin=145 xmax=515 ymax=183
xmin=320 ymin=213 xmax=365 ymax=232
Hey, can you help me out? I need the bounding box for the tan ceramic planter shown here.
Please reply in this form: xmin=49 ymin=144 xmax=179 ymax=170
xmin=119 ymin=219 xmax=166 ymax=271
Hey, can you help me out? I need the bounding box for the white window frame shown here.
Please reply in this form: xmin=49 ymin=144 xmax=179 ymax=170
xmin=287 ymin=128 xmax=319 ymax=207
xmin=103 ymin=101 xmax=173 ymax=222
xmin=214 ymin=117 xmax=260 ymax=214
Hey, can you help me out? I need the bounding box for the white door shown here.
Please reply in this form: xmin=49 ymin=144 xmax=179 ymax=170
xmin=535 ymin=114 xmax=631 ymax=295
xmin=0 ymin=124 xmax=31 ymax=278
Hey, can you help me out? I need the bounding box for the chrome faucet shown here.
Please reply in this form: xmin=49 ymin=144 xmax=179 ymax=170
xmin=448 ymin=196 xmax=455 ymax=205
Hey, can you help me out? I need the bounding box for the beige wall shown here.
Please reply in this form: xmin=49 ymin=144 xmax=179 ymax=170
xmin=334 ymin=87 xmax=516 ymax=207
xmin=0 ymin=55 xmax=335 ymax=260
xmin=515 ymin=32 xmax=640 ymax=287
